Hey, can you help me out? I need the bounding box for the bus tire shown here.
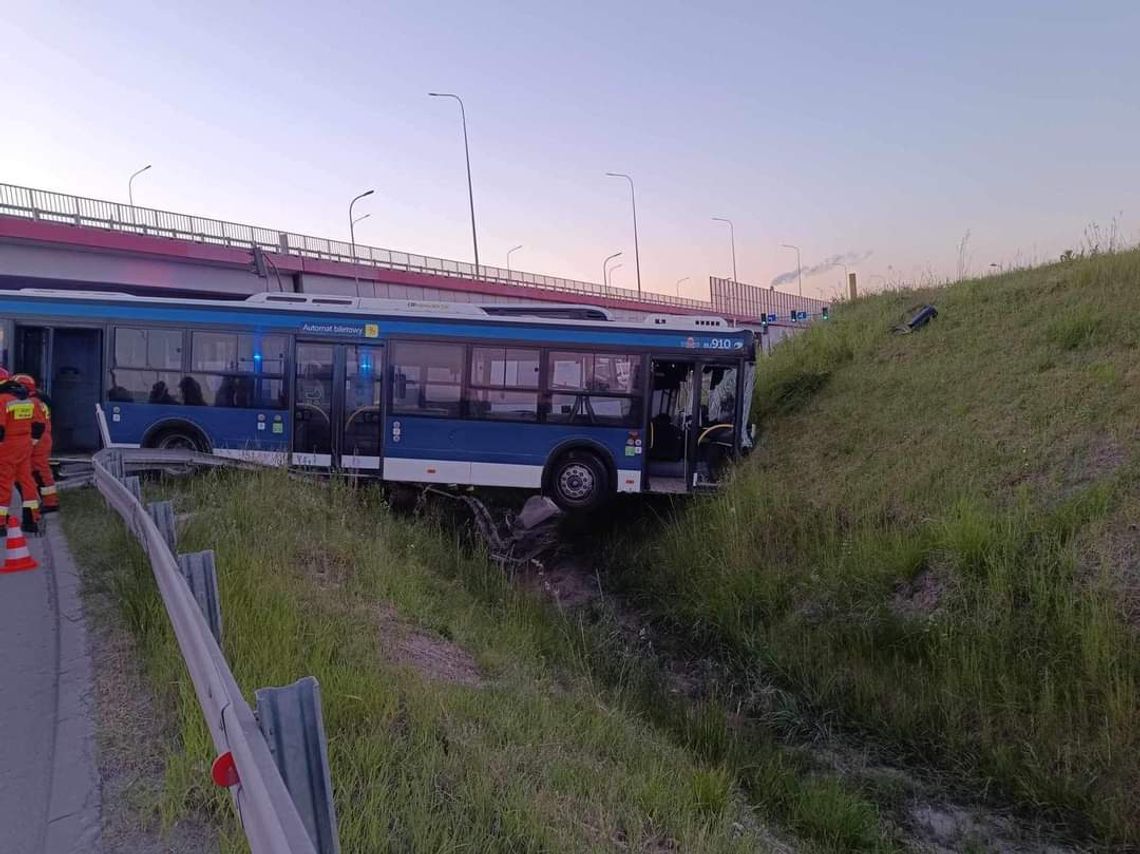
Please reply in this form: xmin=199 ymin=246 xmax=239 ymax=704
xmin=547 ymin=449 xmax=609 ymax=512
xmin=147 ymin=424 xmax=209 ymax=454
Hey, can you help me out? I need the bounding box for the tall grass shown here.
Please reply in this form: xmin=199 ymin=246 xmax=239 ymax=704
xmin=617 ymin=251 xmax=1140 ymax=844
xmin=65 ymin=471 xmax=902 ymax=852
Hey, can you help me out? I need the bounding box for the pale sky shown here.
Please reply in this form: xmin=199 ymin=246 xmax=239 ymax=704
xmin=2 ymin=1 xmax=1137 ymax=301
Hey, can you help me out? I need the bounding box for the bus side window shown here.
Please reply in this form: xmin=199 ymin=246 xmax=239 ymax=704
xmin=390 ymin=340 xmax=464 ymax=418
xmin=545 ymin=351 xmax=643 ymax=427
xmin=110 ymin=327 xmax=184 ymax=404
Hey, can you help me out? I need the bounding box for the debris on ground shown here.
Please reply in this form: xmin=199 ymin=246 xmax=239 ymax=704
xmin=893 ymin=303 xmax=939 ymax=334
xmin=427 ymin=489 xmax=563 ymax=570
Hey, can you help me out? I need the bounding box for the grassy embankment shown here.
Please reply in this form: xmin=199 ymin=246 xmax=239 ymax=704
xmin=616 ymin=251 xmax=1140 ymax=845
xmin=65 ymin=467 xmax=904 ymax=852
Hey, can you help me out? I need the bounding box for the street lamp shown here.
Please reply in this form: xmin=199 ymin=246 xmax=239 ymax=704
xmin=506 ymin=244 xmax=523 ymax=276
xmin=674 ymin=276 xmax=690 ymax=298
xmin=128 ymin=164 xmax=152 ymax=208
xmin=711 ymin=217 xmax=737 ymax=284
xmin=605 ymin=172 xmax=641 ymax=295
xmin=606 ymin=262 xmax=623 ymax=287
xmin=781 ymin=243 xmax=803 ymax=296
xmin=603 ymin=251 xmax=623 ymax=289
xmin=429 ymin=92 xmax=480 ymax=277
xmin=127 ymin=164 xmax=152 ymax=226
xmin=352 ymin=212 xmax=371 ymax=230
xmin=349 ymin=189 xmax=375 ymax=296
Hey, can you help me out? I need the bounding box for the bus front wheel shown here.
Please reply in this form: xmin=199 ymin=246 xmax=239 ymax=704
xmin=547 ymin=450 xmax=609 ymax=512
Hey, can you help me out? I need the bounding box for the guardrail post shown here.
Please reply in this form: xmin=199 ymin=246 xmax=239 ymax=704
xmin=177 ymin=550 xmax=223 ymax=644
xmin=147 ymin=500 xmax=177 ymax=552
xmin=255 ymin=677 xmax=340 ymax=854
xmin=123 ymin=475 xmax=142 ymax=503
xmin=105 ymin=450 xmax=125 ymax=481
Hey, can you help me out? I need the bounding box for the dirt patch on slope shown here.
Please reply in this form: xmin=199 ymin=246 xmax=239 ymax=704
xmin=891 ymin=561 xmax=953 ymax=620
xmin=525 ymin=557 xmax=603 ymax=610
xmin=373 ymin=603 xmax=483 ymax=687
xmin=297 ymin=542 xmax=356 ymax=590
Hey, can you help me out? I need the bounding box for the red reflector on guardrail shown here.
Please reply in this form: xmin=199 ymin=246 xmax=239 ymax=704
xmin=211 ymin=751 xmax=240 ymax=787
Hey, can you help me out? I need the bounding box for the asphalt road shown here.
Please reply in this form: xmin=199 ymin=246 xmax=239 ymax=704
xmin=0 ymin=516 xmax=100 ymax=853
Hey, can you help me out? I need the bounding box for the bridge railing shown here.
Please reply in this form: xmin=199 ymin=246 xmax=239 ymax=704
xmin=0 ymin=182 xmax=712 ymax=311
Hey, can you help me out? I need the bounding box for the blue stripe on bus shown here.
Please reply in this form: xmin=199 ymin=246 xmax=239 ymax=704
xmin=3 ymin=296 xmax=752 ymax=351
xmin=382 ymin=416 xmax=637 ymax=469
xmin=107 ymin=406 xmax=640 ymax=472
xmin=108 ymin=402 xmax=290 ymax=450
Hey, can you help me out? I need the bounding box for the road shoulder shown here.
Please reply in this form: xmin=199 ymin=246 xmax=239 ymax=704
xmin=61 ymin=497 xmax=217 ymax=854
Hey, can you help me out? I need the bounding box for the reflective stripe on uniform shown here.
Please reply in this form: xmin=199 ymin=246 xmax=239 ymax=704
xmin=41 ymin=486 xmax=58 ymax=496
xmin=22 ymin=499 xmax=39 ymax=510
xmin=6 ymin=401 xmax=34 ymax=419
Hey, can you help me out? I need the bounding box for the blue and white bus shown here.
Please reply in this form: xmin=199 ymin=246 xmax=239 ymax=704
xmin=0 ymin=289 xmax=756 ymax=510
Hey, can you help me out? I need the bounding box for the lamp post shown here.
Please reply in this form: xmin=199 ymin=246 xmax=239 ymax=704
xmin=127 ymin=164 xmax=152 ymax=226
xmin=429 ymin=92 xmax=480 ymax=278
xmin=606 ymin=262 xmax=623 ymax=287
xmin=603 ymin=251 xmax=623 ymax=289
xmin=605 ymin=172 xmax=641 ymax=295
xmin=781 ymin=243 xmax=803 ymax=296
xmin=674 ymin=276 xmax=690 ymax=298
xmin=712 ymin=217 xmax=737 ymax=284
xmin=506 ymin=244 xmax=523 ymax=276
xmin=128 ymin=164 xmax=151 ymax=208
xmin=349 ymin=189 xmax=375 ymax=296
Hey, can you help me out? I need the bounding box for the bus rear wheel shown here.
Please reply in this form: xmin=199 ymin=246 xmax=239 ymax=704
xmin=145 ymin=426 xmax=208 ymax=476
xmin=548 ymin=450 xmax=609 ymax=512
xmin=152 ymin=428 xmax=206 ymax=453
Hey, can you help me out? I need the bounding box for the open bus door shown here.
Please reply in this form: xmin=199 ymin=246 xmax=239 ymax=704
xmin=646 ymin=357 xmax=743 ymax=493
xmin=292 ymin=342 xmax=384 ymax=474
xmin=13 ymin=324 xmax=104 ymax=453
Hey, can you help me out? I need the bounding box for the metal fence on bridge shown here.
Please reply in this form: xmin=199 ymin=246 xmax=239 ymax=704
xmin=0 ymin=182 xmax=714 ymax=312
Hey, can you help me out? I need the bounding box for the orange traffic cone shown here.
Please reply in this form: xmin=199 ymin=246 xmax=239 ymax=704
xmin=2 ymin=515 xmax=38 ymax=573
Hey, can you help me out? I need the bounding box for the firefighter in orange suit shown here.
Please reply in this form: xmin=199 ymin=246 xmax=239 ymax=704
xmin=0 ymin=367 xmax=43 ymax=533
xmin=13 ymin=374 xmax=58 ymax=513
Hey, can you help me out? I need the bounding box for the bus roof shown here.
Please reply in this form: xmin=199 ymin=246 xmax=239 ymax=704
xmin=11 ymin=287 xmax=741 ymax=333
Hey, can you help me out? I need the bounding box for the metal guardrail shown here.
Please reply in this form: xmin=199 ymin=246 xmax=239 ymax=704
xmin=0 ymin=182 xmax=714 ymax=311
xmin=91 ymin=447 xmax=339 ymax=854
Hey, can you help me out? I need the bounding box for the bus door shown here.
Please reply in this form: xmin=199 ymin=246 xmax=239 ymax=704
xmin=693 ymin=360 xmax=742 ymax=488
xmin=13 ymin=324 xmax=104 ymax=453
xmin=292 ymin=342 xmax=384 ymax=473
xmin=647 ymin=359 xmax=695 ymax=493
xmin=647 ymin=358 xmax=741 ymax=492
